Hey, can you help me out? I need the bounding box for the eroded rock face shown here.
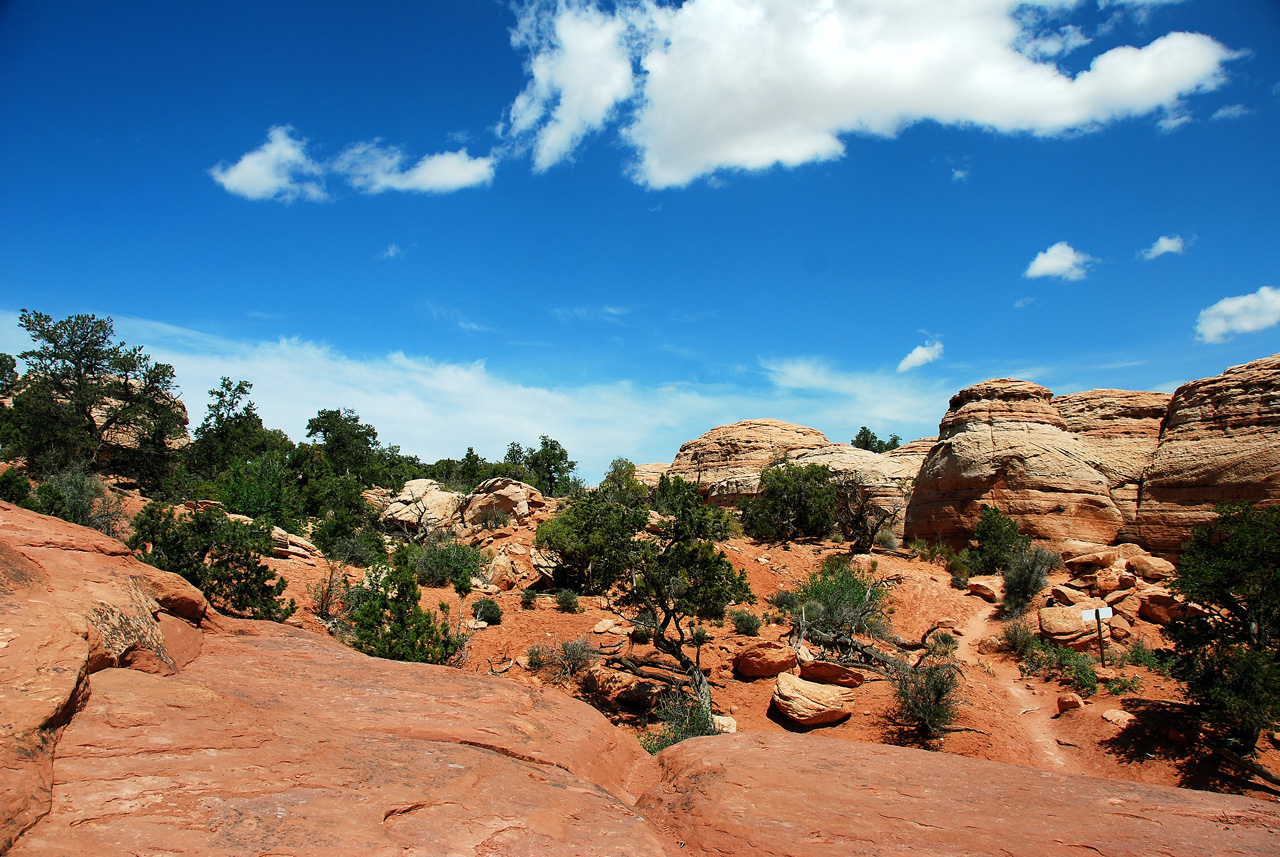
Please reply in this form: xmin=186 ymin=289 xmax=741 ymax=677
xmin=636 ymin=733 xmax=1280 ymax=857
xmin=377 ymin=478 xmax=464 ymax=531
xmin=771 ymin=673 xmax=856 ymax=726
xmin=1055 ymin=389 xmax=1171 ymax=530
xmin=905 ymin=379 xmax=1124 ymax=546
xmin=789 ymin=439 xmax=932 ymax=541
xmin=1134 ymin=353 xmax=1280 ymax=557
xmin=461 ymin=477 xmax=548 ymax=526
xmin=665 ymin=419 xmax=831 ymax=505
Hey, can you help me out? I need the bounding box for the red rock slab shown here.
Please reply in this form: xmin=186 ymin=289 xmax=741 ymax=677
xmin=637 ymin=733 xmax=1280 ymax=857
xmin=10 ymin=666 xmax=681 ymax=857
xmin=178 ymin=618 xmax=652 ymax=803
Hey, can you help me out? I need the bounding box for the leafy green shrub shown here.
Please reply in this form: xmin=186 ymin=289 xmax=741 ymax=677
xmin=1167 ymin=502 xmax=1280 ymax=751
xmin=892 ymin=657 xmax=962 ymax=739
xmin=414 ymin=531 xmax=485 ymax=587
xmin=1001 ymin=545 xmax=1060 ymax=615
xmin=534 ymin=488 xmax=649 ymax=594
xmin=129 ymin=504 xmax=296 ymax=621
xmin=1002 ymin=620 xmax=1039 ymax=659
xmin=34 ymin=464 xmax=126 ymax=538
xmin=346 ymin=563 xmax=461 ymax=663
xmin=0 ymin=468 xmax=34 ymax=506
xmin=926 ymin=630 xmax=959 ymax=658
xmin=474 ymin=506 xmax=510 ymax=530
xmin=471 ymin=596 xmax=502 ymax=625
xmin=944 ymin=547 xmax=972 ymax=589
xmin=728 ymin=609 xmax=762 ymax=636
xmin=555 ymin=588 xmax=581 ymax=613
xmin=970 ymin=505 xmax=1030 ymax=574
xmin=1017 ymin=640 xmax=1099 ymax=696
xmin=525 ymin=643 xmax=552 ymax=671
xmin=794 ymin=554 xmax=890 ymax=638
xmin=554 ymin=636 xmax=597 ymax=678
xmin=766 ymin=589 xmax=801 ymax=613
xmin=739 ymin=462 xmax=835 ymax=542
xmin=1104 ymin=674 xmax=1143 ymax=695
xmin=640 ymin=692 xmax=718 ymax=754
xmin=520 ymin=587 xmax=538 ymax=609
xmin=309 ymin=559 xmax=348 ymax=620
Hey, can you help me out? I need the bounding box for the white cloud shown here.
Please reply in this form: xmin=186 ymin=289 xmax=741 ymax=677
xmin=208 ymin=126 xmax=326 ymax=202
xmin=380 ymin=243 xmax=403 ymax=259
xmin=507 ymin=1 xmax=636 ymax=171
xmin=1014 ymin=297 xmax=1036 ymax=308
xmin=1195 ymin=286 xmax=1280 ymax=344
xmin=1024 ymin=241 xmax=1095 ymax=281
xmin=1211 ymin=104 xmax=1249 ymax=121
xmin=333 ymin=143 xmax=494 ymax=193
xmin=508 ymin=0 xmax=1237 ymax=187
xmin=952 ymin=168 xmax=970 ymax=181
xmin=1140 ymin=234 xmax=1184 ymax=260
xmin=897 ymin=341 xmax=944 ymax=373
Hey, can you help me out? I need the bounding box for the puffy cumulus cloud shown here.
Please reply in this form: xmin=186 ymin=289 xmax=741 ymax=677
xmin=1195 ymin=286 xmax=1280 ymax=344
xmin=897 ymin=341 xmax=944 ymax=373
xmin=208 ymin=126 xmax=326 ymax=202
xmin=1024 ymin=241 xmax=1095 ymax=280
xmin=1140 ymin=234 xmax=1184 ymax=259
xmin=507 ymin=1 xmax=636 ymax=171
xmin=333 ymin=143 xmax=495 ymax=194
xmin=507 ymin=0 xmax=1236 ymax=187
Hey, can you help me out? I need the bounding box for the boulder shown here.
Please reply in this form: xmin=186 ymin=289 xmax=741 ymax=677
xmin=1054 ymin=389 xmax=1171 ymax=529
xmin=585 ymin=665 xmax=666 ymax=710
xmin=1057 ymin=692 xmax=1085 ymax=714
xmin=1039 ymin=606 xmax=1090 ymax=640
xmin=1103 ymin=709 xmax=1137 ymax=728
xmin=732 ymin=640 xmax=798 ymax=678
xmin=487 ymin=553 xmax=520 ymax=591
xmin=461 ymin=478 xmax=547 ymax=526
xmin=664 ymin=419 xmax=831 ymax=505
xmin=1050 ymin=584 xmax=1088 ymax=606
xmin=379 ymin=479 xmax=463 ymax=531
xmin=1134 ymin=353 xmax=1280 ymax=557
xmin=712 ymin=714 xmax=738 ymax=734
xmin=1138 ymin=587 xmax=1188 ymax=626
xmin=1128 ymin=554 xmax=1176 ymax=581
xmin=771 ymin=672 xmax=857 ymax=726
xmin=798 ymin=661 xmax=866 ymax=688
xmin=967 ymin=577 xmax=1002 ymax=602
xmin=905 ymin=379 xmax=1124 ymax=546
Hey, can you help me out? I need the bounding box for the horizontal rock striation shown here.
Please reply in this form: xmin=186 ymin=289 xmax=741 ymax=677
xmin=905 ymin=379 xmax=1124 ymax=546
xmin=665 ymin=419 xmax=831 ymax=504
xmin=1134 ymin=353 xmax=1280 ymax=556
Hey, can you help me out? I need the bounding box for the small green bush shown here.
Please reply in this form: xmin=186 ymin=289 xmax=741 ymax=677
xmin=415 ymin=531 xmax=484 ymax=588
xmin=892 ymin=657 xmax=962 ymax=739
xmin=1001 ymin=545 xmax=1060 ymax=615
xmin=1120 ymin=638 xmax=1176 ymax=674
xmin=767 ymin=589 xmax=801 ymax=613
xmin=520 ymin=587 xmax=538 ymax=609
xmin=526 ymin=643 xmax=552 ymax=671
xmin=474 ymin=506 xmax=510 ymax=530
xmin=971 ymin=505 xmax=1030 ymax=575
xmin=739 ymin=462 xmax=835 ymax=542
xmin=34 ymin=464 xmax=125 ymax=538
xmin=0 ymin=468 xmax=33 ymax=505
xmin=794 ymin=554 xmax=890 ymax=638
xmin=1104 ymin=674 xmax=1143 ymax=695
xmin=874 ymin=528 xmax=900 ymax=550
xmin=555 ymin=588 xmax=581 ymax=613
xmin=728 ymin=609 xmax=762 ymax=636
xmin=1002 ymin=620 xmax=1039 ymax=658
xmin=554 ymin=636 xmax=597 ymax=678
xmin=1017 ymin=640 xmax=1099 ymax=696
xmin=640 ymin=692 xmax=719 ymax=754
xmin=471 ymin=596 xmax=502 ymax=625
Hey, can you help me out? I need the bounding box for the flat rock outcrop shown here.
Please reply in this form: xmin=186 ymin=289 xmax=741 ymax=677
xmin=1055 ymin=389 xmax=1171 ymax=529
xmin=905 ymin=379 xmax=1124 ymax=546
xmin=1134 ymin=353 xmax=1280 ymax=556
xmin=636 ymin=733 xmax=1280 ymax=856
xmin=665 ymin=419 xmax=830 ymax=504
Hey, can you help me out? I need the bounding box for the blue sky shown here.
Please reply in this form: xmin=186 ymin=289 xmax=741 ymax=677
xmin=2 ymin=0 xmax=1278 ymax=480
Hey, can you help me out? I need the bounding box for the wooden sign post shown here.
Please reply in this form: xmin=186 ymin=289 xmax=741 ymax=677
xmin=1081 ymin=606 xmax=1114 ymax=666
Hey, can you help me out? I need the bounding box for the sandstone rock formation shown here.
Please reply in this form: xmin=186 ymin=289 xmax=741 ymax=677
xmin=665 ymin=419 xmax=830 ymax=504
xmin=376 ymin=478 xmax=464 ymax=532
xmin=1055 ymin=389 xmax=1171 ymax=530
xmin=1133 ymin=353 xmax=1280 ymax=556
xmin=460 ymin=477 xmax=547 ymax=526
xmin=905 ymin=379 xmax=1124 ymax=546
xmin=636 ymin=733 xmax=1279 ymax=856
xmin=732 ymin=640 xmax=798 ymax=678
xmin=789 ymin=438 xmax=932 ymax=540
xmin=771 ymin=672 xmax=856 ymax=726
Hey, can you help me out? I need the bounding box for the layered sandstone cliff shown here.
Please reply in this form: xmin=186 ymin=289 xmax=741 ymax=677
xmin=664 ymin=419 xmax=830 ymax=504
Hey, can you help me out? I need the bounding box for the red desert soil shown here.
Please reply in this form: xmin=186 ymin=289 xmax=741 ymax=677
xmin=267 ymin=523 xmax=1280 ymax=803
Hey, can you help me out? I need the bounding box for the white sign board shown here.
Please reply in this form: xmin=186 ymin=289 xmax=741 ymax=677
xmin=1081 ymin=607 xmax=1114 ymax=622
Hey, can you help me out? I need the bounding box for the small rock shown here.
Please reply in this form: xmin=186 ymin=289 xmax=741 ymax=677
xmin=977 ymin=636 xmax=1006 ymax=655
xmin=935 ymin=618 xmax=957 ymax=629
xmin=592 ymin=619 xmax=617 ymax=634
xmin=1057 ymin=693 xmax=1085 ymax=715
xmin=772 ymin=673 xmax=857 ymax=726
xmin=1128 ymin=555 xmax=1176 ymax=581
xmin=1102 ymin=709 xmax=1135 ymax=728
xmin=713 ymin=715 xmax=738 ymax=734
xmin=968 ymin=578 xmax=1002 ymax=603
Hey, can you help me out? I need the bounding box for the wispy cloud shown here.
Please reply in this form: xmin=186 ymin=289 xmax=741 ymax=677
xmin=333 ymin=143 xmax=495 ymax=194
xmin=1024 ymin=241 xmax=1095 ymax=281
xmin=380 ymin=243 xmax=403 ymax=260
xmin=1014 ymin=297 xmax=1036 ymax=309
xmin=1211 ymin=104 xmax=1249 ymax=121
xmin=551 ymin=306 xmax=632 ymax=324
xmin=1140 ymin=234 xmax=1184 ymax=260
xmin=897 ymin=341 xmax=944 ymax=373
xmin=209 ymin=125 xmax=326 ymax=202
xmin=1195 ymin=286 xmax=1280 ymax=344
xmin=951 ymin=168 xmax=970 ymax=182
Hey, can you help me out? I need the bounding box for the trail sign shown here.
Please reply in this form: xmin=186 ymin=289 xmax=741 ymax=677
xmin=1081 ymin=607 xmax=1114 ymax=666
